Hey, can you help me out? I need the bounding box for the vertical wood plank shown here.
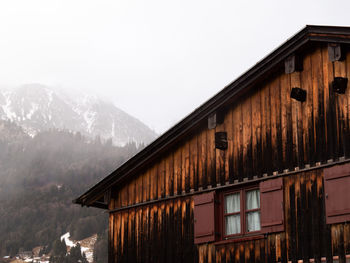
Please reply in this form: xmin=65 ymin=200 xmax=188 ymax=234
xmin=197 ymin=130 xmax=204 ymax=189
xmin=323 ymin=46 xmax=338 ymax=160
xmin=150 ymin=165 xmax=157 ymax=200
xmin=190 ymin=135 xmax=198 ymax=190
xmin=284 ymin=176 xmax=291 ymax=262
xmin=334 ymin=59 xmax=347 ymax=158
xmin=345 ymin=50 xmax=350 ymax=158
xmin=289 ymin=175 xmax=297 ymax=262
xmin=225 ymin=108 xmax=234 ymax=183
xmin=166 ymin=154 xmax=174 ymax=197
xmin=136 ymin=208 xmax=142 ymax=263
xmin=328 ymin=58 xmax=338 ymax=159
xmin=182 ymin=143 xmax=190 ymax=192
xmin=158 ymin=159 xmax=165 ymax=199
xmin=128 ymin=179 xmax=135 ymax=206
xmin=128 ymin=209 xmax=135 ymax=263
xmin=215 ymin=117 xmax=226 ymax=186
xmin=242 ymin=96 xmax=253 ymax=179
xmin=270 ymin=77 xmax=281 ymax=172
xmin=121 ymin=185 xmax=128 ymax=208
xmin=251 ymin=88 xmax=262 ymax=177
xmin=165 ymin=156 xmax=170 ymax=198
xmin=167 ymin=201 xmax=175 ymax=263
xmin=276 ymin=234 xmax=281 ymax=262
xmin=123 ymin=211 xmax=129 ymax=262
xmin=310 ymin=170 xmax=321 ymax=262
xmin=302 ymin=53 xmax=314 ymax=166
xmin=295 ymin=173 xmax=303 ymax=259
xmin=135 ymin=173 xmax=142 ymax=205
xmin=238 ymin=103 xmax=244 ymax=181
xmin=158 ymin=203 xmax=165 ymax=263
xmin=174 ymin=147 xmax=182 ymax=195
xmin=321 ymin=46 xmax=331 ymax=160
xmin=151 ymin=205 xmax=158 ymax=263
xmin=280 ymin=74 xmax=288 ymax=168
xmin=109 ymin=213 xmax=114 ymax=263
xmin=311 ymin=47 xmax=325 ymax=163
xmin=116 ymin=212 xmax=121 ymax=263
xmin=262 ymin=82 xmax=272 ymax=174
xmin=144 ymin=206 xmax=150 ymax=263
xmin=202 ymin=129 xmax=209 ymax=189
xmin=207 ymin=127 xmax=216 ymax=187
xmin=232 ymin=104 xmax=242 ymax=181
xmin=276 ymin=77 xmax=283 ymax=173
xmin=290 ymin=72 xmax=301 ymax=167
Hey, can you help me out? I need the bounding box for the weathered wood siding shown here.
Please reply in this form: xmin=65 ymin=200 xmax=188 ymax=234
xmin=109 ymin=197 xmax=197 ymax=263
xmin=108 ymin=42 xmax=350 ymax=262
xmin=109 ymin=169 xmax=350 ymax=263
xmin=111 ymin=43 xmax=350 ymax=209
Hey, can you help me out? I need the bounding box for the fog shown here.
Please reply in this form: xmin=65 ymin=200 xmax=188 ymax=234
xmin=1 ymin=0 xmax=350 ymax=133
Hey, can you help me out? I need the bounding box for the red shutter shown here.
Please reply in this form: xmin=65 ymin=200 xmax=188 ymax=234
xmin=193 ymin=191 xmax=216 ymax=244
xmin=260 ymin=177 xmax=284 ymax=233
xmin=324 ymin=163 xmax=350 ymax=224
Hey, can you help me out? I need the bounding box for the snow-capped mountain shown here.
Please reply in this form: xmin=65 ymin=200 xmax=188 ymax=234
xmin=0 ymin=84 xmax=157 ymax=145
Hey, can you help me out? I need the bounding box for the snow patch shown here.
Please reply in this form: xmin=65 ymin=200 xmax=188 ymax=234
xmin=111 ymin=120 xmax=115 ymax=137
xmin=79 ymin=234 xmax=97 ymax=263
xmin=60 ymin=232 xmax=75 ymax=247
xmin=22 ymin=126 xmax=37 ymax=137
xmin=2 ymin=90 xmax=16 ymax=120
xmin=84 ymin=110 xmax=96 ymax=133
xmin=59 ymin=232 xmax=97 ymax=263
xmin=26 ymin=102 xmax=39 ymax=119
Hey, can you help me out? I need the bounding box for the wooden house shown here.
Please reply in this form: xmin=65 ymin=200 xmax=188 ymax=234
xmin=74 ymin=25 xmax=350 ymax=263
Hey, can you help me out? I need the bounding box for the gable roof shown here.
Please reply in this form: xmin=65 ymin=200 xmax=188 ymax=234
xmin=74 ymin=25 xmax=350 ymax=209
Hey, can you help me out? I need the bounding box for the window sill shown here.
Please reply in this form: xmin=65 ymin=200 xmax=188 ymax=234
xmin=214 ymin=234 xmax=265 ymax=246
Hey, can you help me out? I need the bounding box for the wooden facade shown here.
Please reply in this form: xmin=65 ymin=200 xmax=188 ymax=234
xmin=75 ymin=26 xmax=350 ymax=262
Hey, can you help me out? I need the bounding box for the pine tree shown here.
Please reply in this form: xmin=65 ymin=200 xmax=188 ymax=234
xmin=52 ymin=239 xmax=67 ymax=257
xmin=68 ymin=243 xmax=83 ymax=263
xmin=50 ymin=238 xmax=68 ymax=263
xmin=82 ymin=252 xmax=88 ymax=263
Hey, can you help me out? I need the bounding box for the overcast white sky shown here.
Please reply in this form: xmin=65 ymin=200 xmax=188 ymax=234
xmin=1 ymin=1 xmax=350 ymax=133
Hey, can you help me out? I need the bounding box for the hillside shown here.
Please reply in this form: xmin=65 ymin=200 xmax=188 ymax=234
xmin=0 ymin=120 xmax=139 ymax=260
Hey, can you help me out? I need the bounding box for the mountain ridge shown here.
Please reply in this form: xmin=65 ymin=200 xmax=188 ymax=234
xmin=0 ymin=84 xmax=157 ymax=146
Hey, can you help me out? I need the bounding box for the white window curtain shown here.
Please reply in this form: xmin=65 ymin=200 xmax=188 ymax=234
xmin=246 ymin=190 xmax=261 ymax=232
xmin=225 ymin=193 xmax=240 ymax=235
xmin=246 ymin=212 xmax=260 ymax=232
xmin=225 ymin=193 xmax=240 ymax=213
xmin=226 ymin=215 xmax=240 ymax=235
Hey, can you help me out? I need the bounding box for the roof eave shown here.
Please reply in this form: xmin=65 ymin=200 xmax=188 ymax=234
xmin=74 ymin=25 xmax=350 ymax=208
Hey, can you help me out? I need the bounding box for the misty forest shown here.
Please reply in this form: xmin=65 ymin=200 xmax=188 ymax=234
xmin=0 ymin=119 xmax=144 ymax=262
xmin=0 ymin=84 xmax=157 ymax=263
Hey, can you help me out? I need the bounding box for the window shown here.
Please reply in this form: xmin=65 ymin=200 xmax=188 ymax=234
xmin=223 ymin=188 xmax=261 ymax=238
xmin=246 ymin=189 xmax=261 ymax=232
xmin=224 ymin=192 xmax=240 ymax=235
xmin=193 ymin=178 xmax=284 ymax=244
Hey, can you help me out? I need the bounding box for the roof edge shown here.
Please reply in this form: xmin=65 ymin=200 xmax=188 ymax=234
xmin=74 ymin=25 xmax=350 ymax=208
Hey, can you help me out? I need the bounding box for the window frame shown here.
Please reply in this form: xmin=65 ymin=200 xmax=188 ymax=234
xmin=221 ymin=185 xmax=261 ymax=239
xmin=222 ymin=190 xmax=242 ymax=238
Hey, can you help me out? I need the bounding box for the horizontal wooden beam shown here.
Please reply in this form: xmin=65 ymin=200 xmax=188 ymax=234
xmin=108 ymin=158 xmax=350 ymax=214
